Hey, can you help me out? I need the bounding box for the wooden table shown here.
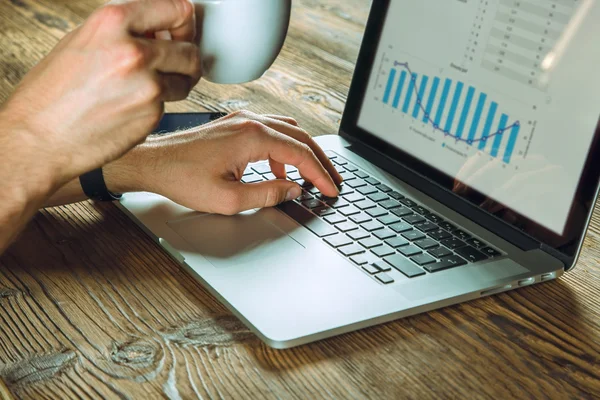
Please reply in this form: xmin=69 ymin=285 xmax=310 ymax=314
xmin=1 ymin=0 xmax=599 ymax=398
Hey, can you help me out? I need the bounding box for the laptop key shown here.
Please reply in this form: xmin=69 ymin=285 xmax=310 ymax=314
xmin=344 ymin=164 xmax=359 ymax=172
xmin=411 ymin=253 xmax=437 ymax=266
xmin=346 ymin=179 xmax=367 ymax=189
xmin=338 ymin=244 xmax=366 ymax=257
xmin=278 ymin=201 xmax=337 ymax=237
xmin=368 ymin=192 xmax=389 ymax=202
xmin=339 ymin=205 xmax=361 ymax=217
xmin=324 ymin=214 xmax=347 ymax=225
xmin=362 ymin=220 xmax=385 ymax=232
xmin=308 ymin=186 xmax=320 ymax=195
xmin=313 ymin=206 xmax=336 ymax=217
xmin=384 ymin=254 xmax=426 ymax=278
xmin=264 ymin=172 xmax=277 ymax=181
xmin=389 ymin=191 xmax=404 ymax=200
xmin=359 ymin=237 xmax=382 ymax=249
xmin=378 ymin=184 xmax=393 ymax=193
xmin=319 ymin=196 xmax=350 ymax=209
xmin=287 ymin=171 xmax=302 ymax=181
xmin=402 ymin=230 xmax=426 ymax=241
xmin=336 ymin=221 xmax=358 ymax=233
xmin=429 ymin=229 xmax=452 ymax=241
xmin=441 ymin=237 xmax=468 ymax=250
xmin=251 ymin=164 xmax=272 ymax=175
xmin=302 ymin=199 xmax=324 ymax=209
xmin=412 ymin=206 xmax=430 ymax=215
xmin=429 ymin=246 xmax=453 ymax=258
xmin=398 ymin=245 xmax=422 ymax=257
xmin=325 ymin=151 xmax=337 ymax=159
xmin=385 ymin=236 xmax=410 ymax=248
xmin=243 ymin=168 xmax=254 ymax=176
xmin=404 ymin=215 xmax=426 ymax=225
xmin=481 ymin=247 xmax=501 ymax=257
xmin=391 ymin=206 xmax=413 ymax=217
xmin=339 ymin=185 xmax=354 ymax=196
xmin=365 ymin=177 xmax=380 ymax=186
xmin=350 ymin=213 xmax=372 ymax=224
xmin=425 ymin=255 xmax=468 ymax=272
xmin=414 ymin=238 xmax=439 ymax=250
xmin=324 ymin=234 xmax=353 ymax=248
xmin=334 ymin=165 xmax=346 ymax=173
xmin=378 ymin=214 xmax=402 ymax=226
xmin=242 ymin=174 xmax=263 ymax=184
xmin=344 ymin=193 xmax=365 ymax=203
xmin=362 ymin=264 xmax=380 ymax=275
xmin=390 ymin=222 xmax=412 ymax=233
xmin=354 ymin=170 xmax=369 ymax=179
xmin=372 ymin=261 xmax=392 ymax=272
xmin=372 ymin=245 xmax=396 ymax=258
xmin=339 ymin=171 xmax=356 ymax=181
xmin=333 ymin=158 xmax=348 ymax=166
xmin=366 ymin=207 xmax=388 ymax=218
xmin=285 ymin=165 xmax=298 ymax=173
xmin=375 ymin=273 xmax=394 ymax=284
xmin=467 ymin=238 xmax=487 ymax=249
xmin=415 ymin=221 xmax=438 ymax=232
xmin=373 ymin=228 xmax=396 ymax=240
xmin=426 ymin=213 xmax=444 ymax=223
xmin=355 ymin=199 xmax=377 ymax=210
xmin=455 ymin=246 xmax=488 ymax=263
xmin=347 ymin=229 xmax=370 ymax=241
xmin=438 ymin=221 xmax=457 ymax=232
xmin=453 ymin=229 xmax=472 ymax=241
xmin=380 ymin=199 xmax=402 ymax=210
xmin=399 ymin=198 xmax=417 ymax=207
xmin=357 ymin=185 xmax=378 ymax=195
xmin=351 ymin=254 xmax=369 ymax=265
xmin=298 ymin=192 xmax=313 ymax=202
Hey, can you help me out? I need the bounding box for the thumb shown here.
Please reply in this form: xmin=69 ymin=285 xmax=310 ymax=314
xmin=223 ymin=180 xmax=303 ymax=213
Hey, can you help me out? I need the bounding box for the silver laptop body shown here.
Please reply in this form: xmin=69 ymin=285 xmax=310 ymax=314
xmin=119 ymin=0 xmax=600 ymax=348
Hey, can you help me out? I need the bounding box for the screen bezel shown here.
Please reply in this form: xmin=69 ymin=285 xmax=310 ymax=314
xmin=340 ymin=1 xmax=600 ymax=265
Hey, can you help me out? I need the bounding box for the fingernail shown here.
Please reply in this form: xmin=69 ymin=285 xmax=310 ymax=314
xmin=285 ymin=186 xmax=302 ymax=202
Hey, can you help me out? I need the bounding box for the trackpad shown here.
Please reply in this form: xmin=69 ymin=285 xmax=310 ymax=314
xmin=167 ymin=209 xmax=304 ymax=268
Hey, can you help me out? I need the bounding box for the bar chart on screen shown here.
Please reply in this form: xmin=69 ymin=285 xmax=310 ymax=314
xmin=382 ymin=60 xmax=527 ymax=165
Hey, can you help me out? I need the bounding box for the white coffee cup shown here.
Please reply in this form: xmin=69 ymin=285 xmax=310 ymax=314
xmin=193 ymin=0 xmax=292 ymax=84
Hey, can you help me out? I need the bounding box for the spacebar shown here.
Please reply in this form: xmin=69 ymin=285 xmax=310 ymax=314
xmin=277 ymin=201 xmax=337 ymax=237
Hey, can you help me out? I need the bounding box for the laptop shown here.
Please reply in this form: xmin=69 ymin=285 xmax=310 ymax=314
xmin=119 ymin=0 xmax=600 ymax=348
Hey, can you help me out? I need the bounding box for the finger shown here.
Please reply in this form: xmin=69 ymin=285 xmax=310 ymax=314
xmin=252 ymin=127 xmax=339 ymax=197
xmin=262 ymin=116 xmax=343 ymax=185
xmin=269 ymin=158 xmax=287 ymax=179
xmin=159 ymin=73 xmax=193 ymax=101
xmin=139 ymin=38 xmax=201 ymax=81
xmin=118 ymin=0 xmax=195 ymax=39
xmin=220 ymin=180 xmax=303 ymax=214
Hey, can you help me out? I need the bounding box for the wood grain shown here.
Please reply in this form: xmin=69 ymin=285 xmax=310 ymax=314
xmin=0 ymin=0 xmax=599 ymax=399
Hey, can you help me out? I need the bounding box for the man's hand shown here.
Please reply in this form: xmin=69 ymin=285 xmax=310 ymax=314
xmin=1 ymin=0 xmax=200 ymax=186
xmin=103 ymin=111 xmax=343 ymax=214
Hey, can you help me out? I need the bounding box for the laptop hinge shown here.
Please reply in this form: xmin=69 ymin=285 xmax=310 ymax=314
xmin=343 ymin=139 xmax=543 ymax=253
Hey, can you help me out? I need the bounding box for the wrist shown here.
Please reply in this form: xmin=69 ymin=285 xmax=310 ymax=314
xmin=103 ymin=141 xmax=158 ymax=194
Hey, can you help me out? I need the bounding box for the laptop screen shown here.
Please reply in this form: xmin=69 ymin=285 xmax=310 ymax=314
xmin=355 ymin=0 xmax=600 ymax=245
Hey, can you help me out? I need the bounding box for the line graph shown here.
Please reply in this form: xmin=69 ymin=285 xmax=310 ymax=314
xmin=383 ymin=61 xmax=522 ymax=163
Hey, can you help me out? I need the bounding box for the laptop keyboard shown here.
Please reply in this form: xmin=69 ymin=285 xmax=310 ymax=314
xmin=242 ymin=151 xmax=502 ymax=285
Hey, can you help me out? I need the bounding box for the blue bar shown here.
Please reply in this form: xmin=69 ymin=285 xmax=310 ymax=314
xmin=467 ymin=92 xmax=487 ymax=143
xmin=444 ymin=82 xmax=464 ymax=133
xmin=412 ymin=75 xmax=429 ymax=118
xmin=434 ymin=78 xmax=452 ymax=128
xmin=491 ymin=114 xmax=509 ymax=158
xmin=392 ymin=70 xmax=407 ymax=109
xmin=423 ymin=77 xmax=440 ymax=123
xmin=402 ymin=73 xmax=418 ymax=114
xmin=383 ymin=69 xmax=396 ymax=104
xmin=456 ymin=86 xmax=475 ymax=139
xmin=478 ymin=102 xmax=498 ymax=150
xmin=503 ymin=123 xmax=520 ymax=163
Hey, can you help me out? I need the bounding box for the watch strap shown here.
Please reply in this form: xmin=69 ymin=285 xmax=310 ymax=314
xmin=79 ymin=168 xmax=122 ymax=202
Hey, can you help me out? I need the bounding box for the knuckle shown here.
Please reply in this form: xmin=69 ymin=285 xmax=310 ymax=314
xmin=171 ymin=0 xmax=194 ymax=22
xmin=264 ymin=187 xmax=281 ymax=208
xmin=231 ymin=110 xmax=255 ymax=120
xmin=285 ymin=117 xmax=299 ymax=126
xmin=116 ymin=42 xmax=150 ymax=73
xmin=239 ymin=119 xmax=265 ymax=135
xmin=94 ymin=5 xmax=128 ymax=28
xmin=143 ymin=79 xmax=163 ymax=102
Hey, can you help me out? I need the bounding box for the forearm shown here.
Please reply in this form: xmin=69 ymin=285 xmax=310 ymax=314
xmin=0 ymin=123 xmax=67 ymax=253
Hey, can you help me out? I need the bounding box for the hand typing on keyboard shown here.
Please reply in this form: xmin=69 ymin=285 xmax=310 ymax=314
xmin=100 ymin=111 xmax=342 ymax=215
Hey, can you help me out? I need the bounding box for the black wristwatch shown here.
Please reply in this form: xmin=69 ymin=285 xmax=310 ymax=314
xmin=79 ymin=168 xmax=122 ymax=202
